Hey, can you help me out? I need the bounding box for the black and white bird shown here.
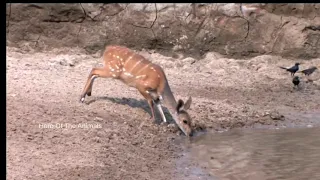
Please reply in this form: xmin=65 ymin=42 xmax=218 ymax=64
xmin=279 ymin=63 xmax=301 ymax=76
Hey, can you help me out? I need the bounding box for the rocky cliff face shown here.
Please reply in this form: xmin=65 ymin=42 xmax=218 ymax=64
xmin=6 ymin=3 xmax=320 ymax=59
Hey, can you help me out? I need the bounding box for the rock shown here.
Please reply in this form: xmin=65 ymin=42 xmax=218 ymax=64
xmin=269 ymin=111 xmax=285 ymax=121
xmin=6 ymin=3 xmax=320 ymax=59
xmin=59 ymin=58 xmax=75 ymax=67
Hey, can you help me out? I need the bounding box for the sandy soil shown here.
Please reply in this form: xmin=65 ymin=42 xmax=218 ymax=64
xmin=6 ymin=46 xmax=320 ymax=180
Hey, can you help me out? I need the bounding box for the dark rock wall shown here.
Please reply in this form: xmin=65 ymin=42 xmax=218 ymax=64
xmin=6 ymin=3 xmax=320 ymax=59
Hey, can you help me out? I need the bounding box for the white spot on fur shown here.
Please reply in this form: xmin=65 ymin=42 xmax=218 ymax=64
xmin=112 ymin=74 xmax=117 ymax=77
xmin=124 ymin=72 xmax=134 ymax=77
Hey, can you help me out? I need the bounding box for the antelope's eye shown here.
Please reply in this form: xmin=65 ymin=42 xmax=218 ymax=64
xmin=183 ymin=120 xmax=188 ymax=124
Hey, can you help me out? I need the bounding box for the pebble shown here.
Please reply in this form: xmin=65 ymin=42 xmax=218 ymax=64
xmin=307 ymin=124 xmax=313 ymax=128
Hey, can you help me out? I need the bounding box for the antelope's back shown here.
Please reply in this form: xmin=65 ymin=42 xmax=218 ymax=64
xmin=104 ymin=45 xmax=164 ymax=74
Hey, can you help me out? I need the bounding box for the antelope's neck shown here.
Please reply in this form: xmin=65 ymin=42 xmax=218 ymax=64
xmin=161 ymin=80 xmax=178 ymax=115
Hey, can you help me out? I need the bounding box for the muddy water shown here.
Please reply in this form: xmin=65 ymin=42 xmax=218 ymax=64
xmin=177 ymin=126 xmax=320 ymax=180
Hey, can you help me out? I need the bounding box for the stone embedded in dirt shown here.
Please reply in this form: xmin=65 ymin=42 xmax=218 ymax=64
xmin=94 ymin=117 xmax=104 ymax=121
xmin=59 ymin=58 xmax=76 ymax=67
xmin=269 ymin=111 xmax=285 ymax=121
xmin=182 ymin=57 xmax=196 ymax=65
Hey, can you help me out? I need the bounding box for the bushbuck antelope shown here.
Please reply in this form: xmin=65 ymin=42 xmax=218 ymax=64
xmin=80 ymin=45 xmax=193 ymax=136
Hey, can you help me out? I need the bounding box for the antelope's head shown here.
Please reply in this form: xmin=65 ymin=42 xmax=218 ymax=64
xmin=175 ymin=97 xmax=193 ymax=137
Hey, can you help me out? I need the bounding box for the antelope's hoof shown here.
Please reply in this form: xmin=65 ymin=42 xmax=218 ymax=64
xmin=80 ymin=97 xmax=85 ymax=103
xmin=87 ymin=92 xmax=91 ymax=96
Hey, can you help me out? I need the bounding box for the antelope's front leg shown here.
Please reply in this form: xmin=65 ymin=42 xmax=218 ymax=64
xmin=145 ymin=89 xmax=167 ymax=122
xmin=154 ymin=99 xmax=167 ymax=123
xmin=80 ymin=67 xmax=114 ymax=103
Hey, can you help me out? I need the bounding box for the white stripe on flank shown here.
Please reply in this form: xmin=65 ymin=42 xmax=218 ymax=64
xmin=127 ymin=59 xmax=143 ymax=73
xmin=123 ymin=55 xmax=134 ymax=67
xmin=134 ymin=63 xmax=151 ymax=76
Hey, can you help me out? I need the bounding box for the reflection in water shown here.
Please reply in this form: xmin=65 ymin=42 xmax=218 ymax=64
xmin=186 ymin=127 xmax=320 ymax=180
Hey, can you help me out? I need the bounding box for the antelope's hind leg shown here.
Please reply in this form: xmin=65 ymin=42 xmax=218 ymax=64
xmin=80 ymin=67 xmax=116 ymax=103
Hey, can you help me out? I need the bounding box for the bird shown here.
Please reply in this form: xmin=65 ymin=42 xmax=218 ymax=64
xmin=292 ymin=76 xmax=300 ymax=88
xmin=279 ymin=63 xmax=301 ymax=76
xmin=298 ymin=66 xmax=318 ymax=76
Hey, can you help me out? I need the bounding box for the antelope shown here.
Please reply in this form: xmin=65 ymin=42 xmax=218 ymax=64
xmin=80 ymin=45 xmax=193 ymax=136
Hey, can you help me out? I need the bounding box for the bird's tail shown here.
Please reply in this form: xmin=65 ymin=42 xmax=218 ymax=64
xmin=279 ymin=66 xmax=287 ymax=70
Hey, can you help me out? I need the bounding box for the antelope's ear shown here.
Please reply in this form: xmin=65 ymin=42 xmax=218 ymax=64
xmin=184 ymin=97 xmax=192 ymax=110
xmin=176 ymin=99 xmax=184 ymax=112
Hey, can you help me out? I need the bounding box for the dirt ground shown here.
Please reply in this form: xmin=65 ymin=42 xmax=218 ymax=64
xmin=6 ymin=46 xmax=320 ymax=180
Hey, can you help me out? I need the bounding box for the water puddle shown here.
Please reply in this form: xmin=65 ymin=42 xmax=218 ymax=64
xmin=175 ymin=126 xmax=320 ymax=180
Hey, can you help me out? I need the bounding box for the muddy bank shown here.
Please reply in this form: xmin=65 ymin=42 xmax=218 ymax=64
xmin=6 ymin=46 xmax=320 ymax=179
xmin=6 ymin=3 xmax=320 ymax=59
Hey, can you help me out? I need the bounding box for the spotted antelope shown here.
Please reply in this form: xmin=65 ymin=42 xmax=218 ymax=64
xmin=80 ymin=45 xmax=193 ymax=136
